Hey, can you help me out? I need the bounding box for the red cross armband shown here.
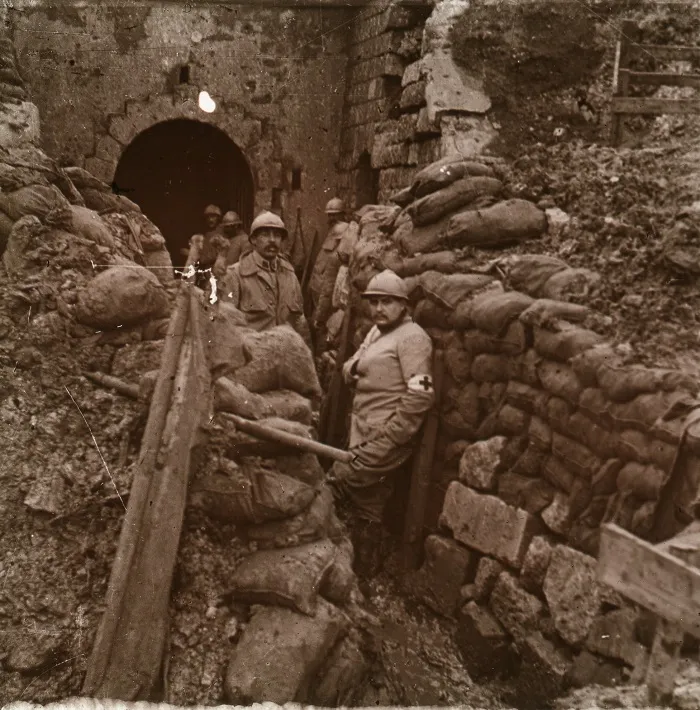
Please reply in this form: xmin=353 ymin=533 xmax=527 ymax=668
xmin=407 ymin=374 xmax=434 ymax=393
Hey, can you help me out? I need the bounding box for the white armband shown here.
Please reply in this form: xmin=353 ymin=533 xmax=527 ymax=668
xmin=407 ymin=374 xmax=434 ymax=393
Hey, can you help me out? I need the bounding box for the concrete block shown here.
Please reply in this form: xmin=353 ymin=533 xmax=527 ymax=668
xmin=521 ymin=536 xmax=553 ymax=594
xmin=517 ymin=632 xmax=572 ymax=704
xmin=490 ymin=571 xmax=543 ymax=640
xmin=456 ymin=602 xmax=516 ymax=680
xmin=585 ymin=608 xmax=646 ymax=667
xmin=410 ymin=535 xmax=475 ymax=618
xmin=458 ymin=437 xmax=505 ymax=492
xmin=474 ymin=557 xmax=503 ymax=602
xmin=440 ymin=482 xmax=538 ymax=569
xmin=543 ymin=545 xmax=601 ymax=646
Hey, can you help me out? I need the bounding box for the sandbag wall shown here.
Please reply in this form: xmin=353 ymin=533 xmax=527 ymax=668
xmin=339 ymin=154 xmax=700 ymax=702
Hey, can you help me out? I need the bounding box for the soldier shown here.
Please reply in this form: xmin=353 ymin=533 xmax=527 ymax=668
xmin=185 ymin=204 xmax=225 ymax=288
xmin=220 ymin=210 xmax=311 ymax=346
xmin=331 ymin=269 xmax=435 ymax=577
xmin=221 ymin=210 xmax=251 ymax=266
xmin=309 ymin=198 xmax=355 ymax=338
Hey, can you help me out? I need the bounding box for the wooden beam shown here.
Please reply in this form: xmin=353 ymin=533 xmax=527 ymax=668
xmin=611 ymin=97 xmax=700 ymax=115
xmin=622 ymin=69 xmax=700 ymax=89
xmin=629 ymin=44 xmax=700 ymax=62
xmin=598 ymin=524 xmax=700 ymax=638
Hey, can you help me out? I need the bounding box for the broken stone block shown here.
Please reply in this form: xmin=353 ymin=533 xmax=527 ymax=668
xmin=489 ymin=571 xmax=543 ymax=640
xmin=410 ymin=534 xmax=475 ymax=617
xmin=541 ymin=491 xmax=573 ymax=535
xmin=585 ymin=607 xmax=646 ymax=667
xmin=543 ymin=545 xmax=601 ymax=646
xmin=474 ymin=556 xmax=503 ymax=602
xmin=440 ymin=482 xmax=538 ymax=568
xmin=569 ymin=650 xmax=626 ymax=688
xmin=498 ymin=471 xmax=554 ymax=514
xmin=456 ymin=602 xmax=516 ymax=680
xmin=458 ymin=436 xmax=505 ymax=491
xmin=516 ymin=631 xmax=572 ymax=704
xmin=521 ymin=536 xmax=554 ymax=594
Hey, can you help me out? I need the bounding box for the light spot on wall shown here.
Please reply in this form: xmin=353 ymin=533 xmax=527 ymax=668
xmin=198 ymin=90 xmax=216 ymax=113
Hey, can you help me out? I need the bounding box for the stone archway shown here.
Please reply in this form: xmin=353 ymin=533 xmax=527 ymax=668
xmin=112 ymin=118 xmax=254 ymax=266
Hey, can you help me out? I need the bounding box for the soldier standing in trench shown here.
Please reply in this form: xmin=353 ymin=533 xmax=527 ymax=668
xmin=330 ymin=269 xmax=435 ymax=578
xmin=309 ymin=198 xmax=354 ymax=346
xmin=220 ymin=210 xmax=311 ymax=347
xmin=185 ymin=203 xmax=225 ymax=288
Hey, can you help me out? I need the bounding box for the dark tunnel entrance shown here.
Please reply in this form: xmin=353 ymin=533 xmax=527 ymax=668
xmin=113 ymin=119 xmax=255 ymax=267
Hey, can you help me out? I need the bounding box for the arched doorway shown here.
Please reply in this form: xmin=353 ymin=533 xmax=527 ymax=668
xmin=113 ymin=119 xmax=254 ymax=266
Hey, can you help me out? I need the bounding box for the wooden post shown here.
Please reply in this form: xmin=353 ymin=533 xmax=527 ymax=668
xmin=83 ymin=283 xmax=211 ymax=700
xmin=402 ymin=348 xmax=444 ymax=570
xmin=611 ymin=20 xmax=636 ymax=146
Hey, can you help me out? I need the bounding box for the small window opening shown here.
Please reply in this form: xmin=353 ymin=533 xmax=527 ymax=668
xmin=291 ymin=168 xmax=302 ymax=191
xmin=179 ymin=65 xmax=190 ymax=84
xmin=271 ymin=187 xmax=283 ymax=211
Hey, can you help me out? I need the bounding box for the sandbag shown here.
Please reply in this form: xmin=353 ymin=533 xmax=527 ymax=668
xmin=74 ymin=265 xmax=170 ymax=330
xmin=356 ymin=204 xmax=400 ymax=231
xmin=420 ymin=271 xmax=495 ymax=309
xmin=80 ymin=187 xmax=141 ymax=214
xmin=537 ymin=360 xmax=583 ymax=404
xmin=228 ymin=539 xmax=337 ymax=615
xmin=320 ymin=537 xmax=356 ymax=606
xmin=63 ymin=166 xmax=108 ymax=191
xmin=471 ymin=354 xmax=511 ymax=382
xmin=140 ymin=248 xmax=174 ymax=285
xmin=597 ymin=365 xmax=666 ymax=403
xmin=275 ymin=452 xmax=325 ymax=487
xmin=69 ymin=204 xmax=114 ymax=247
xmin=232 ymin=326 xmax=322 ymax=397
xmin=407 ymin=176 xmax=504 ymax=227
xmin=412 ymin=157 xmax=496 ymax=199
xmin=309 ymin=635 xmax=369 ymax=707
xmin=505 ymin=254 xmax=569 ymax=296
xmin=259 ymin=389 xmax=313 ymax=425
xmin=444 ymin=199 xmax=547 ymax=249
xmin=214 ymin=378 xmax=274 ymax=419
xmin=551 ymin=432 xmax=600 ymax=480
xmin=395 ymin=251 xmax=460 ymax=277
xmin=519 ymin=299 xmax=590 ymax=328
xmin=190 ymin=460 xmax=317 ymax=524
xmin=2 ymin=214 xmax=42 ymax=276
xmin=470 ymin=290 xmax=534 ymax=335
xmin=413 ymin=298 xmax=452 ymax=329
xmin=207 ymin=301 xmax=249 ymax=377
xmin=616 ymin=462 xmax=666 ymax=501
xmin=533 ymin=326 xmax=604 ymax=363
xmin=540 ymin=267 xmax=600 ymax=300
xmin=224 ymin=599 xmax=347 ymax=705
xmin=396 ymin=212 xmax=453 ymax=255
xmin=0 ymin=183 xmax=70 ymax=222
xmin=570 ymin=345 xmax=623 ymax=388
xmin=245 ymin=485 xmax=337 ymax=549
xmin=389 ymin=186 xmax=414 ymax=207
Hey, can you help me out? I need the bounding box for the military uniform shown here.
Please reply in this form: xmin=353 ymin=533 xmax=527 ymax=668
xmin=333 ymin=315 xmax=435 ymax=522
xmin=221 ymin=250 xmax=311 ymax=346
xmin=225 ymin=232 xmax=251 ymax=265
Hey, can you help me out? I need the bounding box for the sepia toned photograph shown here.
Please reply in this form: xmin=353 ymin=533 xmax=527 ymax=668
xmin=2 ymin=1 xmax=700 ymax=709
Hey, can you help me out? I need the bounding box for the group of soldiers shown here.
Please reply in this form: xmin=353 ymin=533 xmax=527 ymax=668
xmin=188 ymin=200 xmax=435 ymax=579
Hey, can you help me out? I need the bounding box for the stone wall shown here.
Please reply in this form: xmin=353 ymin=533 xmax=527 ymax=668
xmin=343 ymin=158 xmax=700 ymax=702
xmin=338 ymin=0 xmax=498 ymax=206
xmin=5 ymin=1 xmax=348 ymax=243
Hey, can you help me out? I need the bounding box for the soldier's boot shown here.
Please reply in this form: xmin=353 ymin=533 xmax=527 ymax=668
xmin=352 ymin=520 xmax=384 ymax=580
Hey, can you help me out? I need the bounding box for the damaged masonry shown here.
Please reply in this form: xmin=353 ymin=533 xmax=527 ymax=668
xmin=6 ymin=1 xmax=700 ymax=709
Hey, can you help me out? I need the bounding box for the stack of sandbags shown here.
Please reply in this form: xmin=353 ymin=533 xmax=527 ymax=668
xmin=387 ymin=155 xmax=547 ymax=256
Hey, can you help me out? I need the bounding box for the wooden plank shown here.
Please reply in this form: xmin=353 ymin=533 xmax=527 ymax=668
xmin=402 ymin=348 xmax=444 ymax=570
xmin=598 ymin=523 xmax=700 ymax=638
xmin=629 ymin=43 xmax=700 ymax=62
xmin=611 ymin=97 xmax=700 ymax=115
xmin=623 ymin=69 xmax=700 ymax=89
xmin=611 ymin=20 xmax=636 ymax=147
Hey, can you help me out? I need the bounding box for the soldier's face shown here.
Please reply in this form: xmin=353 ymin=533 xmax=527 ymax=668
xmin=367 ymin=296 xmax=406 ymax=329
xmin=251 ymin=228 xmax=284 ymax=259
xmin=205 ymin=213 xmax=220 ymax=230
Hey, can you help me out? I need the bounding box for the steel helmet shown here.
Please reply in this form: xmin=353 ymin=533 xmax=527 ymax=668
xmin=325 ymin=197 xmax=345 ymax=215
xmin=363 ymin=269 xmax=408 ymax=300
xmin=250 ymin=210 xmax=288 ymax=238
xmin=204 ymin=204 xmax=222 ymax=217
xmin=221 ymin=210 xmax=243 ymax=228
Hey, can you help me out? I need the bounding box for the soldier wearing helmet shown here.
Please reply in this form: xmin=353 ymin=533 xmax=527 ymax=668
xmin=309 ymin=197 xmax=358 ymax=344
xmin=330 ymin=269 xmax=434 ymax=578
xmin=220 ymin=211 xmax=251 ymax=265
xmin=185 ymin=204 xmax=225 ymax=288
xmin=220 ymin=210 xmax=311 ymax=346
